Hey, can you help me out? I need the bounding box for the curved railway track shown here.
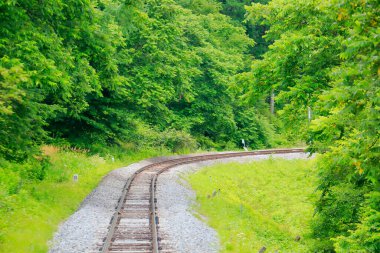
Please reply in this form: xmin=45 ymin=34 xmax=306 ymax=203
xmin=100 ymin=148 xmax=304 ymax=253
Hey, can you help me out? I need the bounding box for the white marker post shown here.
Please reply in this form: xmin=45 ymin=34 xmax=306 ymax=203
xmin=270 ymin=89 xmax=275 ymax=114
xmin=308 ymin=106 xmax=312 ymax=123
xmin=242 ymin=139 xmax=248 ymax=151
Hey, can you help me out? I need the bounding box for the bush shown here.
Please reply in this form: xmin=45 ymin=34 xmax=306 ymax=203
xmin=333 ymin=192 xmax=380 ymax=253
xmin=118 ymin=121 xmax=198 ymax=153
xmin=157 ymin=129 xmax=198 ymax=153
xmin=20 ymin=158 xmax=50 ymax=181
xmin=311 ymin=183 xmax=366 ymax=251
xmin=195 ymin=136 xmax=219 ymax=150
xmin=235 ymin=108 xmax=276 ymax=149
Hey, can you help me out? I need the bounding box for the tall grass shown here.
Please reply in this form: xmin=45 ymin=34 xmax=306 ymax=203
xmin=0 ymin=146 xmax=169 ymax=253
xmin=188 ymin=158 xmax=317 ymax=252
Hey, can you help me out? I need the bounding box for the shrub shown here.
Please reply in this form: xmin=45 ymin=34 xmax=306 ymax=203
xmin=333 ymin=192 xmax=380 ymax=253
xmin=158 ymin=129 xmax=198 ymax=153
xmin=235 ymin=108 xmax=275 ymax=149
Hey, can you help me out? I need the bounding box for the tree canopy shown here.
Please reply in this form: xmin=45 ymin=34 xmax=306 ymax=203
xmin=1 ymin=0 xmax=273 ymax=157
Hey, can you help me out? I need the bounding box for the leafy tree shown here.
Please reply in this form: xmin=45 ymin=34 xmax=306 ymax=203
xmin=309 ymin=0 xmax=379 ymax=251
xmin=0 ymin=57 xmax=48 ymax=160
xmin=0 ymin=0 xmax=122 ymax=153
xmin=219 ymin=0 xmax=270 ymax=58
xmin=173 ymin=1 xmax=254 ymax=147
xmin=244 ymin=0 xmax=342 ymax=140
xmin=113 ymin=0 xmax=201 ymax=131
xmin=244 ymin=0 xmax=379 ymax=251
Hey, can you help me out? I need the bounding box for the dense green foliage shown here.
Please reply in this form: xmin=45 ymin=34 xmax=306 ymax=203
xmin=1 ymin=0 xmax=378 ymax=252
xmin=0 ymin=0 xmax=276 ymax=160
xmin=244 ymin=0 xmax=379 ymax=251
xmin=188 ymin=158 xmax=317 ymax=252
xmin=219 ymin=0 xmax=270 ymax=58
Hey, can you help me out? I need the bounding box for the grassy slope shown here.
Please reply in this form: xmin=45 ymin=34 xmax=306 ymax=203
xmin=188 ymin=158 xmax=317 ymax=252
xmin=0 ymin=147 xmax=168 ymax=253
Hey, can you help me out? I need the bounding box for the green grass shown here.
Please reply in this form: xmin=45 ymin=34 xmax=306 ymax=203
xmin=188 ymin=158 xmax=318 ymax=253
xmin=0 ymin=147 xmax=169 ymax=253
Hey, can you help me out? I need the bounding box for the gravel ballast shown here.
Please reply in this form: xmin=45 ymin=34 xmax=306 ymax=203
xmin=49 ymin=152 xmax=310 ymax=253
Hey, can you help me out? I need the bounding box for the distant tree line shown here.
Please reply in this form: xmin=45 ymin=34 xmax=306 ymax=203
xmin=0 ymin=0 xmax=276 ymax=161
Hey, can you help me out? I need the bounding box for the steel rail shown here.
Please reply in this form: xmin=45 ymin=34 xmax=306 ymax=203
xmin=151 ymin=174 xmax=159 ymax=253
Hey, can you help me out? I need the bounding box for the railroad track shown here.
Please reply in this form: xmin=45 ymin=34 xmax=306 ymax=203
xmin=99 ymin=148 xmax=304 ymax=253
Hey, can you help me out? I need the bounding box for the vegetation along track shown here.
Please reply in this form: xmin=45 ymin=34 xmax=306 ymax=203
xmin=100 ymin=148 xmax=304 ymax=253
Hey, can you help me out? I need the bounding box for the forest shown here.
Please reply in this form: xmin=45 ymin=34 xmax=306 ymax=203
xmin=0 ymin=0 xmax=379 ymax=252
